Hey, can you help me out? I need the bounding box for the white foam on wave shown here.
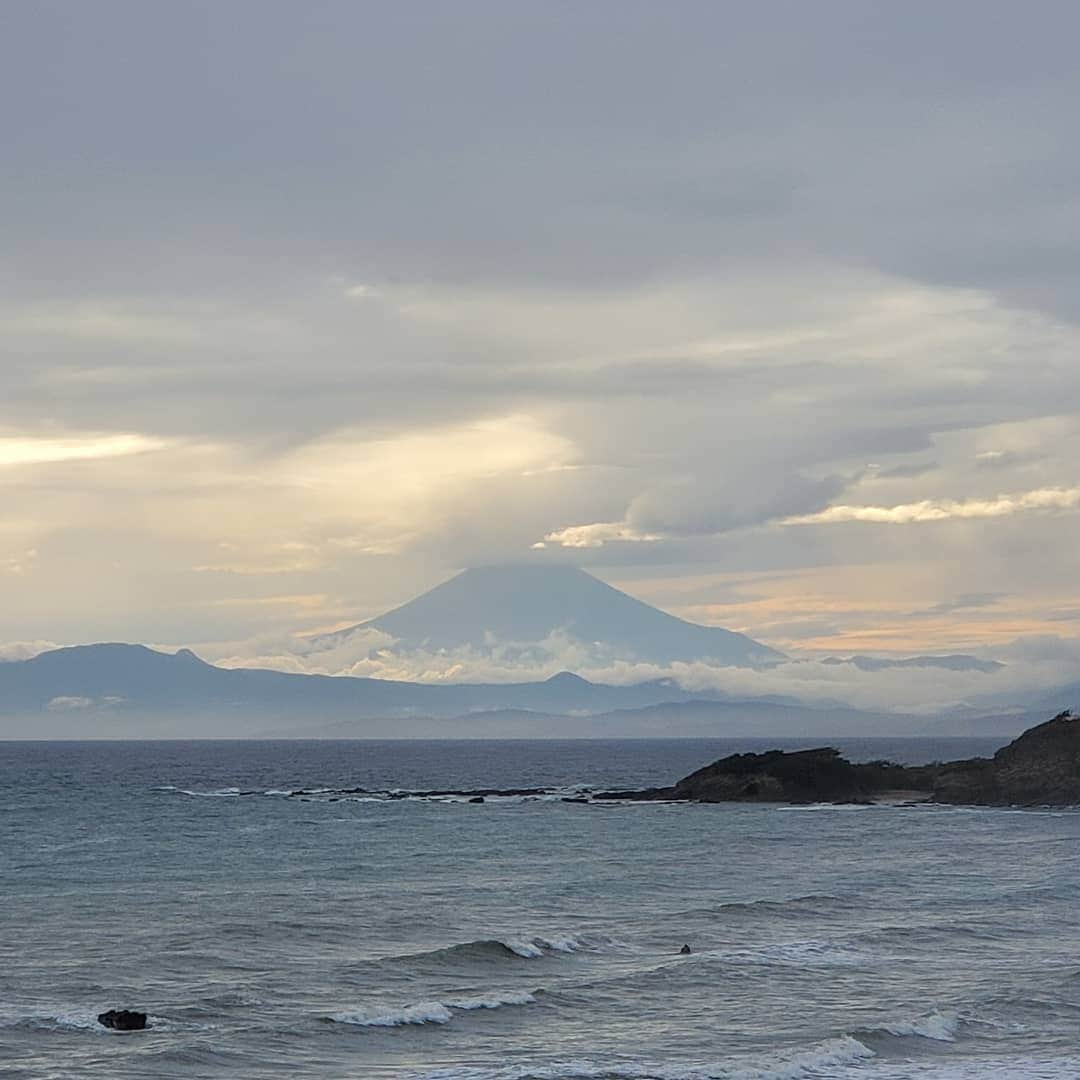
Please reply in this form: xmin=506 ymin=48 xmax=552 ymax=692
xmin=172 ymin=787 xmax=245 ymax=798
xmin=736 ymin=1035 xmax=876 ymax=1079
xmin=501 ymin=934 xmax=610 ymax=958
xmin=502 ymin=938 xmax=545 ymax=958
xmin=334 ymin=1001 xmax=455 ymax=1027
xmin=776 ymin=803 xmax=878 ymax=813
xmin=46 ymin=1011 xmax=103 ymax=1032
xmin=837 ymin=1058 xmax=1080 ymax=1079
xmin=445 ymin=990 xmax=536 ymax=1010
xmin=715 ymin=939 xmax=869 ymax=969
xmin=331 ymin=988 xmax=537 ymax=1028
xmin=880 ymin=1009 xmax=959 ymax=1041
xmin=4 ymin=1010 xmax=168 ymax=1035
xmin=544 ymin=936 xmax=590 ymax=953
xmin=163 ymin=780 xmax=611 ymax=805
xmin=0 ymin=1008 xmax=101 ymax=1035
xmin=416 ymin=1034 xmax=875 ymax=1079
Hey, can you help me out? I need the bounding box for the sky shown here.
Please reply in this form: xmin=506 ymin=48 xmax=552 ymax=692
xmin=3 ymin=1 xmax=1080 ymax=686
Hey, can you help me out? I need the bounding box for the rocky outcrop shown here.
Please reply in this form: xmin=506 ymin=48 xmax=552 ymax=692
xmin=669 ymin=747 xmax=936 ymax=803
xmin=97 ymin=1009 xmax=147 ymax=1031
xmin=594 ymin=711 xmax=1080 ymax=807
xmin=598 ymin=747 xmax=935 ymax=803
xmin=933 ymin=711 xmax=1080 ymax=805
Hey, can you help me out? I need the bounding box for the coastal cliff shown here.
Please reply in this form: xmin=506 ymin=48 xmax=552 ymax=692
xmin=932 ymin=710 xmax=1080 ymax=805
xmin=595 ymin=711 xmax=1080 ymax=806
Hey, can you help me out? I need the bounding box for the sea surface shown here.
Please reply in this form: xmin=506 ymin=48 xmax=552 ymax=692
xmin=3 ymin=737 xmax=1080 ymax=1080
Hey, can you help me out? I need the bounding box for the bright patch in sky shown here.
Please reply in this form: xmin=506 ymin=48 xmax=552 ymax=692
xmin=786 ymin=487 xmax=1080 ymax=525
xmin=0 ymin=434 xmax=166 ymax=468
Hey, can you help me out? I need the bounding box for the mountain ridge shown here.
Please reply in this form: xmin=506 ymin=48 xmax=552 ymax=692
xmin=0 ymin=642 xmax=890 ymax=738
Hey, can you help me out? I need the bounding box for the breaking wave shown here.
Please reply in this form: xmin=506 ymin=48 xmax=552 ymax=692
xmin=416 ymin=1034 xmax=876 ymax=1078
xmin=329 ymin=989 xmax=537 ymax=1028
xmin=875 ymin=1009 xmax=960 ymax=1041
xmin=388 ymin=934 xmax=614 ymax=966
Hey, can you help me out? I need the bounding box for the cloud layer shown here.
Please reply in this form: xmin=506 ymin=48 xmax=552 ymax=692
xmin=1 ymin=2 xmax=1079 ymax=686
xmin=786 ymin=487 xmax=1080 ymax=525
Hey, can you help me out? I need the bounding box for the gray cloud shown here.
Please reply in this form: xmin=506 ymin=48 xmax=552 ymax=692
xmin=920 ymin=594 xmax=1008 ymax=617
xmin=1 ymin=2 xmax=1080 ymax=667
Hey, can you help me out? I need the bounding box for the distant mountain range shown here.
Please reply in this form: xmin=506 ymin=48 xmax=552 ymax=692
xmin=0 ymin=642 xmax=894 ymax=738
xmin=0 ymin=641 xmax=1072 ymax=739
xmin=313 ymin=564 xmax=784 ymax=667
xmin=0 ymin=564 xmax=1070 ymax=739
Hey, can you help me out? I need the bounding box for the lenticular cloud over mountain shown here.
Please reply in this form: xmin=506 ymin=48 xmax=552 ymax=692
xmin=314 ymin=565 xmax=783 ymax=669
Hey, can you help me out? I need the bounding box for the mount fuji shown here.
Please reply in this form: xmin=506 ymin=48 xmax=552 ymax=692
xmin=317 ymin=564 xmax=782 ymax=668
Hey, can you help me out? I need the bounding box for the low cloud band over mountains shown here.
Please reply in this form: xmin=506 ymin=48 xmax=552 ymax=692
xmin=2 ymin=567 xmax=1075 ymax=737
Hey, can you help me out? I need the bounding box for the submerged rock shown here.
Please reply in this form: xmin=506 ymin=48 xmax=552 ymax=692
xmin=97 ymin=1009 xmax=147 ymax=1031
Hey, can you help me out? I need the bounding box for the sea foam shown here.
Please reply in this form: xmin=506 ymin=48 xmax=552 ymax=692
xmin=391 ymin=933 xmax=613 ymax=966
xmin=879 ymin=1009 xmax=960 ymax=1041
xmin=330 ymin=989 xmax=537 ymax=1028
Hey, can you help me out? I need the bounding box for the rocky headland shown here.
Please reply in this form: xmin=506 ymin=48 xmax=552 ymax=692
xmin=595 ymin=711 xmax=1080 ymax=807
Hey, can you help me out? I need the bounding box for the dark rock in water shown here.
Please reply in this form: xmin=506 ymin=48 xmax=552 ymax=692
xmin=933 ymin=710 xmax=1080 ymax=806
xmin=596 ymin=749 xmax=933 ymax=804
xmin=97 ymin=1009 xmax=147 ymax=1031
xmin=397 ymin=786 xmax=549 ymax=800
xmin=592 ymin=786 xmax=672 ymax=802
xmin=468 ymin=795 xmax=485 ymax=803
xmin=593 ymin=711 xmax=1080 ymax=807
xmin=679 ymin=943 xmax=692 ymax=955
xmin=668 ymin=747 xmax=931 ymax=804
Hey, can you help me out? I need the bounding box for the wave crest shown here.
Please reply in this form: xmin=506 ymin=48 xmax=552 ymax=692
xmin=416 ymin=1034 xmax=875 ymax=1078
xmin=329 ymin=989 xmax=537 ymax=1028
xmin=391 ymin=934 xmax=612 ymax=966
xmin=882 ymin=1010 xmax=959 ymax=1041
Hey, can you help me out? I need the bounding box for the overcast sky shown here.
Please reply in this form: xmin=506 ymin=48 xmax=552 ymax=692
xmin=2 ymin=1 xmax=1079 ymax=671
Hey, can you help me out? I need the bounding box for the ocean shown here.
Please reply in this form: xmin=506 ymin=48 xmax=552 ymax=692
xmin=3 ymin=736 xmax=1079 ymax=1079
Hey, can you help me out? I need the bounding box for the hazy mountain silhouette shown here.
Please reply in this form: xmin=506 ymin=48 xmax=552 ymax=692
xmin=820 ymin=654 xmax=1004 ymax=673
xmin=0 ymin=643 xmax=710 ymax=733
xmin=0 ymin=643 xmax=877 ymax=738
xmin=317 ymin=565 xmax=783 ymax=666
xmin=1 ymin=641 xmax=1058 ymax=739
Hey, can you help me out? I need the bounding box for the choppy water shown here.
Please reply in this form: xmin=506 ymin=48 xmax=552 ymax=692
xmin=3 ymin=737 xmax=1080 ymax=1079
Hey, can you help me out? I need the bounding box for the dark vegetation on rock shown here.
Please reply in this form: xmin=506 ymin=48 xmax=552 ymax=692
xmin=595 ymin=712 xmax=1080 ymax=806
